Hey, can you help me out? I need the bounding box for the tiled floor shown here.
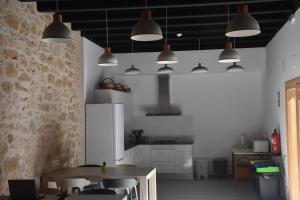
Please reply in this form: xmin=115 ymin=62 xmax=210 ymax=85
xmin=157 ymin=179 xmax=259 ymax=200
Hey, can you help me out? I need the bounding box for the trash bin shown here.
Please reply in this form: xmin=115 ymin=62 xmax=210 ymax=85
xmin=195 ymin=157 xmax=209 ymax=179
xmin=258 ymin=173 xmax=280 ymax=199
xmin=213 ymin=158 xmax=227 ymax=179
xmin=255 ymin=166 xmax=280 ymax=199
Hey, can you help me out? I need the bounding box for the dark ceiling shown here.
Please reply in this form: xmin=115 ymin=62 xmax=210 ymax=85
xmin=20 ymin=0 xmax=299 ymax=53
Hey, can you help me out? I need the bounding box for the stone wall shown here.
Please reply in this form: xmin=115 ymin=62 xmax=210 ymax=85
xmin=0 ymin=0 xmax=82 ymax=195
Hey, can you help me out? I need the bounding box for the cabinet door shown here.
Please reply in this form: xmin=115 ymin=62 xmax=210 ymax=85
xmin=175 ymin=162 xmax=193 ymax=173
xmin=151 ymin=150 xmax=175 ymax=162
xmin=152 ymin=162 xmax=175 ymax=173
xmin=137 ymin=145 xmax=151 ymax=167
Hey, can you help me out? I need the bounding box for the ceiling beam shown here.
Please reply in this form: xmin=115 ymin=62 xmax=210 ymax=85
xmin=71 ymin=18 xmax=285 ymax=31
xmin=37 ymin=0 xmax=287 ymax=13
xmin=62 ymin=9 xmax=291 ymax=23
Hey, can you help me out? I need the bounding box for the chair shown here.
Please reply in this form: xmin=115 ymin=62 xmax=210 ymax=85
xmin=8 ymin=179 xmax=44 ymax=200
xmin=103 ymin=179 xmax=138 ymax=200
xmin=61 ymin=178 xmax=91 ymax=194
xmin=78 ymin=164 xmax=101 ymax=190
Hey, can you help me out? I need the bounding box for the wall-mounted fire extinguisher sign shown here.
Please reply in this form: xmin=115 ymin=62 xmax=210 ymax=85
xmin=271 ymin=129 xmax=281 ymax=156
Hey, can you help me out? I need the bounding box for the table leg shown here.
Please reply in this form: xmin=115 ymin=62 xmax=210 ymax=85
xmin=139 ymin=177 xmax=148 ymax=200
xmin=148 ymin=172 xmax=157 ymax=200
xmin=234 ymin=154 xmax=238 ymax=185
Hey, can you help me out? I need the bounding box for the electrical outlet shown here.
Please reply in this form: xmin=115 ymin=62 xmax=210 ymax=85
xmin=50 ymin=159 xmax=59 ymax=167
xmin=47 ymin=182 xmax=57 ymax=189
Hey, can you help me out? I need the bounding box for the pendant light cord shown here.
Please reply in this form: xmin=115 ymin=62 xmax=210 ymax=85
xmin=233 ymin=37 xmax=236 ymax=48
xmin=166 ymin=7 xmax=168 ymax=42
xmin=131 ymin=40 xmax=134 ymax=53
xmin=227 ymin=3 xmax=230 ymax=25
xmin=56 ymin=0 xmax=58 ymax=12
xmin=105 ymin=10 xmax=109 ymax=47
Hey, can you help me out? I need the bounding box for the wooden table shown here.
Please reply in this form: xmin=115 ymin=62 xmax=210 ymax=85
xmin=41 ymin=167 xmax=157 ymax=200
xmin=232 ymin=148 xmax=271 ymax=184
xmin=43 ymin=194 xmax=126 ymax=200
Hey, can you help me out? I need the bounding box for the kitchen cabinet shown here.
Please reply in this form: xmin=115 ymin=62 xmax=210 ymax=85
xmin=122 ymin=144 xmax=193 ymax=178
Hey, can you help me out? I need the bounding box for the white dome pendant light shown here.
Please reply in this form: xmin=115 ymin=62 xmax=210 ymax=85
xmin=124 ymin=41 xmax=141 ymax=75
xmin=226 ymin=62 xmax=244 ymax=72
xmin=191 ymin=38 xmax=208 ymax=73
xmin=131 ymin=0 xmax=163 ymax=41
xmin=226 ymin=4 xmax=261 ymax=37
xmin=157 ymin=8 xmax=178 ymax=65
xmin=98 ymin=11 xmax=118 ymax=67
xmin=218 ymin=5 xmax=241 ymax=63
xmin=42 ymin=0 xmax=71 ymax=43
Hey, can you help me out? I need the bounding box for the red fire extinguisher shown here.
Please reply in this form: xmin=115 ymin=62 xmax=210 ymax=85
xmin=271 ymin=129 xmax=281 ymax=156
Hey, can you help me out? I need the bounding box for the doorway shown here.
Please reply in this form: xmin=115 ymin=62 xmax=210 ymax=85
xmin=285 ymin=77 xmax=300 ymax=200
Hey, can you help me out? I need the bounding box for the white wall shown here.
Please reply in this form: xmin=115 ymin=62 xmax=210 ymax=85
xmin=81 ymin=37 xmax=112 ymax=162
xmin=262 ymin=9 xmax=300 ymax=199
xmin=113 ymin=48 xmax=265 ymax=173
xmin=82 ymin=37 xmax=112 ymax=104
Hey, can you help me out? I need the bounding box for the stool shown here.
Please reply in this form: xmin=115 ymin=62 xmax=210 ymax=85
xmin=195 ymin=157 xmax=209 ymax=179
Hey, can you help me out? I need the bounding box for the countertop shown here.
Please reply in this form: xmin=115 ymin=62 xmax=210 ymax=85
xmin=125 ymin=141 xmax=194 ymax=150
xmin=232 ymin=148 xmax=270 ymax=155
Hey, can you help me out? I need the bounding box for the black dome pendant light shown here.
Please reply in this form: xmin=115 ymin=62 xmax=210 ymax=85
xmin=131 ymin=0 xmax=163 ymax=41
xmin=42 ymin=0 xmax=71 ymax=43
xmin=191 ymin=38 xmax=208 ymax=73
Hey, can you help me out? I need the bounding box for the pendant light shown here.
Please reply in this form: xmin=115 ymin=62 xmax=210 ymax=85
xmin=157 ymin=8 xmax=178 ymax=65
xmin=124 ymin=41 xmax=141 ymax=75
xmin=42 ymin=0 xmax=71 ymax=43
xmin=191 ymin=38 xmax=208 ymax=73
xmin=218 ymin=39 xmax=240 ymax=63
xmin=219 ymin=5 xmax=240 ymax=63
xmin=131 ymin=0 xmax=163 ymax=41
xmin=157 ymin=64 xmax=174 ymax=74
xmin=226 ymin=4 xmax=261 ymax=37
xmin=98 ymin=11 xmax=118 ymax=67
xmin=226 ymin=62 xmax=244 ymax=72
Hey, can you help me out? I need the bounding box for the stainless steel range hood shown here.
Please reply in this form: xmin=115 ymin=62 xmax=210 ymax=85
xmin=146 ymin=75 xmax=182 ymax=116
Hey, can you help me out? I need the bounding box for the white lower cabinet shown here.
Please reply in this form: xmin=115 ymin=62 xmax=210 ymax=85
xmin=122 ymin=144 xmax=193 ymax=176
xmin=152 ymin=161 xmax=176 ymax=173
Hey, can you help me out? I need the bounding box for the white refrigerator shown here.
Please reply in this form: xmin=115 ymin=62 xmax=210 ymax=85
xmin=86 ymin=104 xmax=124 ymax=166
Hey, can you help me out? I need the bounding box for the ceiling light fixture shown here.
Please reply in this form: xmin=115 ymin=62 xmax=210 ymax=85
xmin=157 ymin=8 xmax=178 ymax=65
xmin=131 ymin=0 xmax=163 ymax=41
xmin=219 ymin=5 xmax=240 ymax=63
xmin=157 ymin=64 xmax=174 ymax=74
xmin=191 ymin=38 xmax=208 ymax=73
xmin=42 ymin=0 xmax=71 ymax=43
xmin=124 ymin=41 xmax=141 ymax=75
xmin=176 ymin=33 xmax=183 ymax=37
xmin=226 ymin=4 xmax=261 ymax=37
xmin=98 ymin=11 xmax=118 ymax=67
xmin=218 ymin=39 xmax=240 ymax=63
xmin=124 ymin=65 xmax=141 ymax=75
xmin=226 ymin=62 xmax=244 ymax=72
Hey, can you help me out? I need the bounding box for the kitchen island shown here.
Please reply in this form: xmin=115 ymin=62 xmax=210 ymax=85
xmin=41 ymin=167 xmax=156 ymax=200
